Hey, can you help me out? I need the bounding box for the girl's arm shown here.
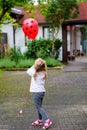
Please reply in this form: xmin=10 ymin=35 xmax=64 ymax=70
xmin=26 ymin=65 xmax=35 ymax=76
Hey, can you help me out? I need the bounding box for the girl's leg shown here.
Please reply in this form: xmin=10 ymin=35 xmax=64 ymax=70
xmin=33 ymin=92 xmax=48 ymax=121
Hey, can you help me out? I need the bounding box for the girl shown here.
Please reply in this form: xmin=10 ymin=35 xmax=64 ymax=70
xmin=27 ymin=58 xmax=52 ymax=129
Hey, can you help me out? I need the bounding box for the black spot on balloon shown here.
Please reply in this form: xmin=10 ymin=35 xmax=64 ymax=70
xmin=31 ymin=20 xmax=33 ymax=23
xmin=26 ymin=27 xmax=28 ymax=30
xmin=29 ymin=31 xmax=32 ymax=34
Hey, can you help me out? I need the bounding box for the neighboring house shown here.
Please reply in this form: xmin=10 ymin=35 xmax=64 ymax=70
xmin=1 ymin=2 xmax=87 ymax=62
xmin=1 ymin=7 xmax=63 ymax=60
xmin=59 ymin=2 xmax=87 ymax=62
xmin=64 ymin=2 xmax=87 ymax=62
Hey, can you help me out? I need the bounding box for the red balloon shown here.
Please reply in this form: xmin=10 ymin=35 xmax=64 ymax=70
xmin=22 ymin=18 xmax=38 ymax=39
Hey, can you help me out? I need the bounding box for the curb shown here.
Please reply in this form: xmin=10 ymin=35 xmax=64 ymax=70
xmin=2 ymin=66 xmax=63 ymax=71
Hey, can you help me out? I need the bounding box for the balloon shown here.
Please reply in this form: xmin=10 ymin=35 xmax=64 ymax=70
xmin=22 ymin=18 xmax=38 ymax=39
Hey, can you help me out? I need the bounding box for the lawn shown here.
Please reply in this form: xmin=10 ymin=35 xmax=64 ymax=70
xmin=0 ymin=57 xmax=63 ymax=70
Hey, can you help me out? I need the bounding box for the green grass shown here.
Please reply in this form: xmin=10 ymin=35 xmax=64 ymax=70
xmin=45 ymin=57 xmax=63 ymax=67
xmin=16 ymin=59 xmax=34 ymax=68
xmin=0 ymin=57 xmax=63 ymax=69
xmin=0 ymin=58 xmax=34 ymax=69
xmin=0 ymin=58 xmax=16 ymax=69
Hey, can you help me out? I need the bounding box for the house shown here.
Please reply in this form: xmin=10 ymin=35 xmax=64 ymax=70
xmin=1 ymin=2 xmax=87 ymax=62
xmin=62 ymin=2 xmax=87 ymax=62
xmin=1 ymin=6 xmax=62 ymax=60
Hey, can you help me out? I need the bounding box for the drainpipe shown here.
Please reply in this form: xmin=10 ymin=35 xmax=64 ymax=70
xmin=73 ymin=26 xmax=76 ymax=56
xmin=70 ymin=25 xmax=73 ymax=56
xmin=13 ymin=26 xmax=16 ymax=49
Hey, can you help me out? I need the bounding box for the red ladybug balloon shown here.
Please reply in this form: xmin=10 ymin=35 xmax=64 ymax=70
xmin=22 ymin=18 xmax=38 ymax=39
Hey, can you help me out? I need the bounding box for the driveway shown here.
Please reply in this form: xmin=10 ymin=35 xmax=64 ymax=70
xmin=0 ymin=56 xmax=87 ymax=130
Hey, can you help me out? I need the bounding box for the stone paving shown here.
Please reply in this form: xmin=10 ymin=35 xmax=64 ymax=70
xmin=63 ymin=56 xmax=87 ymax=72
xmin=0 ymin=56 xmax=87 ymax=130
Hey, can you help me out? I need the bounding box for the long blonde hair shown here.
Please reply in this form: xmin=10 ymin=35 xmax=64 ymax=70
xmin=34 ymin=58 xmax=47 ymax=79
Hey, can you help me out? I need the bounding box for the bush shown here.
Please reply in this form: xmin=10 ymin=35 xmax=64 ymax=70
xmin=25 ymin=38 xmax=52 ymax=59
xmin=0 ymin=58 xmax=16 ymax=69
xmin=16 ymin=59 xmax=34 ymax=68
xmin=54 ymin=39 xmax=63 ymax=59
xmin=25 ymin=38 xmax=62 ymax=60
xmin=10 ymin=48 xmax=24 ymax=63
xmin=45 ymin=57 xmax=63 ymax=67
xmin=0 ymin=38 xmax=63 ymax=69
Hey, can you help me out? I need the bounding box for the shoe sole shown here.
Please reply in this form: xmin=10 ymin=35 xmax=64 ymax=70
xmin=43 ymin=122 xmax=52 ymax=129
xmin=32 ymin=123 xmax=43 ymax=126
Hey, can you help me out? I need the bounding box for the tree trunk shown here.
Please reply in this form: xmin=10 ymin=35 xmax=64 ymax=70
xmin=62 ymin=24 xmax=68 ymax=63
xmin=0 ymin=33 xmax=2 ymax=58
xmin=52 ymin=41 xmax=54 ymax=57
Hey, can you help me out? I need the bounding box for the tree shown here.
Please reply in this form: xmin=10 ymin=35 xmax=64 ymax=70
xmin=0 ymin=0 xmax=34 ymax=58
xmin=76 ymin=0 xmax=87 ymax=1
xmin=39 ymin=0 xmax=79 ymax=57
xmin=0 ymin=0 xmax=33 ymax=22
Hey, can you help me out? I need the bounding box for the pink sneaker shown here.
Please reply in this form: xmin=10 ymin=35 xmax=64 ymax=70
xmin=32 ymin=119 xmax=43 ymax=126
xmin=43 ymin=119 xmax=52 ymax=129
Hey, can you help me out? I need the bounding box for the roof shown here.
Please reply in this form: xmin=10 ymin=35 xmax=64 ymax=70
xmin=11 ymin=2 xmax=87 ymax=25
xmin=32 ymin=10 xmax=46 ymax=24
xmin=66 ymin=2 xmax=87 ymax=25
xmin=34 ymin=2 xmax=87 ymax=25
xmin=10 ymin=6 xmax=47 ymax=25
xmin=35 ymin=2 xmax=87 ymax=25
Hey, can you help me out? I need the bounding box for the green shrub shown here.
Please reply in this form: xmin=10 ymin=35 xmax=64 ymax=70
xmin=0 ymin=58 xmax=16 ymax=69
xmin=10 ymin=48 xmax=24 ymax=63
xmin=25 ymin=38 xmax=62 ymax=60
xmin=0 ymin=69 xmax=3 ymax=74
xmin=54 ymin=39 xmax=63 ymax=59
xmin=25 ymin=38 xmax=52 ymax=59
xmin=16 ymin=59 xmax=34 ymax=68
xmin=45 ymin=57 xmax=62 ymax=67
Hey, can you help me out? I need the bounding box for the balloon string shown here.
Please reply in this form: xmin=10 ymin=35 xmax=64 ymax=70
xmin=17 ymin=92 xmax=29 ymax=118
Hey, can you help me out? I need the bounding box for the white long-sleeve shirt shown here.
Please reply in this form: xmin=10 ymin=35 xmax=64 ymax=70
xmin=27 ymin=66 xmax=46 ymax=92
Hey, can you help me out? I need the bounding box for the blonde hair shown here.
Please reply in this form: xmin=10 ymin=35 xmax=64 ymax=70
xmin=34 ymin=58 xmax=47 ymax=79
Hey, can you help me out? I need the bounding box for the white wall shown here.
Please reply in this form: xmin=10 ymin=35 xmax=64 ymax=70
xmin=76 ymin=29 xmax=81 ymax=51
xmin=57 ymin=27 xmax=62 ymax=61
xmin=57 ymin=27 xmax=62 ymax=40
xmin=2 ymin=23 xmax=27 ymax=53
xmin=15 ymin=27 xmax=25 ymax=48
xmin=2 ymin=23 xmax=14 ymax=48
xmin=36 ymin=26 xmax=43 ymax=39
xmin=67 ymin=28 xmax=82 ymax=53
xmin=67 ymin=31 xmax=70 ymax=52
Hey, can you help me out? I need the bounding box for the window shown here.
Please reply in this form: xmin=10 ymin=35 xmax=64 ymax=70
xmin=43 ymin=26 xmax=52 ymax=39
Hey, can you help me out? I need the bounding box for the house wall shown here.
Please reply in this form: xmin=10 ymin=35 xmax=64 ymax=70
xmin=15 ymin=27 xmax=25 ymax=48
xmin=57 ymin=27 xmax=62 ymax=61
xmin=1 ymin=23 xmax=28 ymax=54
xmin=67 ymin=28 xmax=82 ymax=55
xmin=1 ymin=23 xmax=63 ymax=60
xmin=2 ymin=23 xmax=14 ymax=48
xmin=1 ymin=24 xmax=45 ymax=53
xmin=36 ymin=26 xmax=43 ymax=39
xmin=67 ymin=30 xmax=74 ymax=55
xmin=76 ymin=29 xmax=82 ymax=51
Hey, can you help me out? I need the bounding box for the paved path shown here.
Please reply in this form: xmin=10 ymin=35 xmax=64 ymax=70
xmin=0 ymin=56 xmax=87 ymax=130
xmin=63 ymin=56 xmax=87 ymax=72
